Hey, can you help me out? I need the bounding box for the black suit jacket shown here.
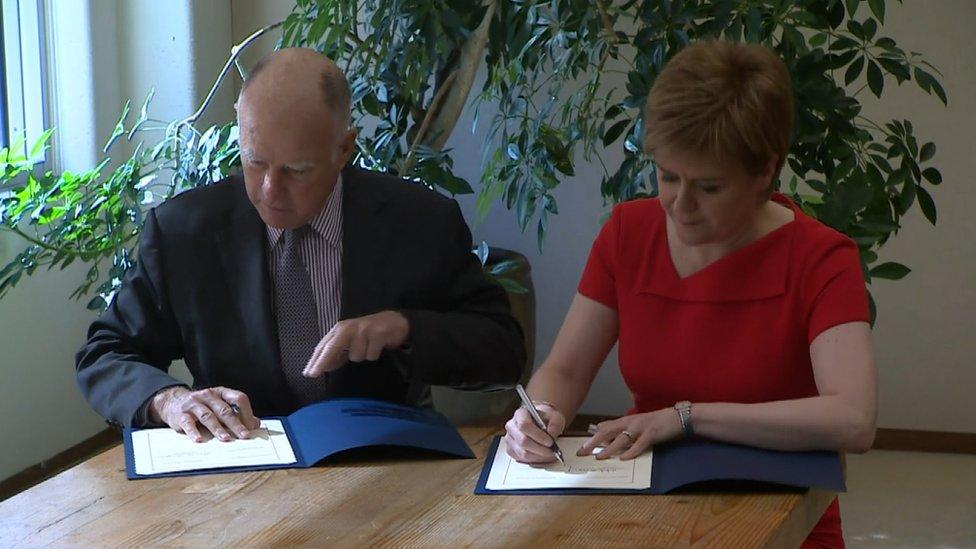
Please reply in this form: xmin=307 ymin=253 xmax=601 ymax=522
xmin=75 ymin=167 xmax=525 ymax=426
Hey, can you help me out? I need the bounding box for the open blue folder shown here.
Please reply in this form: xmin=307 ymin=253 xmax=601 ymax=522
xmin=474 ymin=436 xmax=845 ymax=495
xmin=124 ymin=398 xmax=474 ymax=480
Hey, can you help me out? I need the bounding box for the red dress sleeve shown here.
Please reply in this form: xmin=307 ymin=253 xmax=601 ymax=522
xmin=804 ymin=235 xmax=871 ymax=343
xmin=577 ymin=205 xmax=622 ymax=309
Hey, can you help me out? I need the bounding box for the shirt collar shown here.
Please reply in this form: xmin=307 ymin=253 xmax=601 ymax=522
xmin=266 ymin=174 xmax=344 ymax=248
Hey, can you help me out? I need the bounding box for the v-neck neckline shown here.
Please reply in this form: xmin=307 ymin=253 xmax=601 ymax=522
xmin=665 ymin=200 xmax=797 ymax=282
xmin=662 ymin=212 xmax=796 ymax=280
xmin=636 ymin=193 xmax=801 ymax=303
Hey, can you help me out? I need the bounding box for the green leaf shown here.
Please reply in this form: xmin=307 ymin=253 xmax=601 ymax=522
xmin=914 ymin=67 xmax=948 ymax=105
xmin=862 ymin=18 xmax=878 ymax=41
xmin=919 ymin=142 xmax=936 ymax=162
xmin=844 ymin=56 xmax=865 ymax=85
xmin=829 ymin=35 xmax=859 ymax=51
xmin=554 ymin=156 xmax=574 ymax=177
xmin=916 ymin=186 xmax=937 ymax=225
xmin=867 ymin=60 xmax=884 ymax=97
xmin=875 ymin=37 xmax=896 ymax=50
xmin=506 ymin=143 xmax=520 ymax=161
xmin=827 ymin=0 xmax=845 ymax=29
xmin=921 ymin=167 xmax=942 ymax=185
xmin=488 ymin=261 xmax=518 ymax=277
xmin=877 ymin=57 xmax=909 ymax=82
xmin=473 ymin=241 xmax=489 ymax=265
xmin=868 ymin=0 xmax=886 ymax=24
xmin=897 ymin=179 xmax=916 ymax=213
xmin=495 ymin=277 xmax=528 ymax=294
xmin=28 ymin=129 xmax=55 ymax=160
xmin=603 ymin=120 xmax=630 ymax=147
xmin=870 ymin=262 xmax=910 ymax=280
xmin=103 ymin=101 xmax=131 ymax=153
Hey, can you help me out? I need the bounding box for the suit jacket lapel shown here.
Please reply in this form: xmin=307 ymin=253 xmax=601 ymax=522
xmin=215 ymin=183 xmax=290 ymax=408
xmin=341 ymin=167 xmax=389 ymax=319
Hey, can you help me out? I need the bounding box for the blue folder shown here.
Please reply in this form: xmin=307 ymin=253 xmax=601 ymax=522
xmin=124 ymin=398 xmax=474 ymax=480
xmin=474 ymin=436 xmax=845 ymax=495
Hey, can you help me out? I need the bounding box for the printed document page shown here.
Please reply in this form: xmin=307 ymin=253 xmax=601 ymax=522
xmin=131 ymin=420 xmax=297 ymax=475
xmin=485 ymin=436 xmax=652 ymax=490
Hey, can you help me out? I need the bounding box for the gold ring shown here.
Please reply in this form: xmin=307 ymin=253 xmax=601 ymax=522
xmin=621 ymin=430 xmax=635 ymax=441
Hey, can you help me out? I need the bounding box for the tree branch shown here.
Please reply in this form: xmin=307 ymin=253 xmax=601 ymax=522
xmin=419 ymin=0 xmax=497 ymax=152
xmin=177 ymin=20 xmax=285 ymax=130
xmin=401 ymin=72 xmax=458 ymax=174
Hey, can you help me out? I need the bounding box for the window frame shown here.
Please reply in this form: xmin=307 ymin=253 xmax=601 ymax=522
xmin=1 ymin=0 xmax=47 ymax=191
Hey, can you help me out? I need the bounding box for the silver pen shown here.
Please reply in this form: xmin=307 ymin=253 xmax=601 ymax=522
xmin=514 ymin=384 xmax=565 ymax=465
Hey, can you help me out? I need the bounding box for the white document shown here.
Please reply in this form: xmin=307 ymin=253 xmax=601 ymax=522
xmin=485 ymin=436 xmax=652 ymax=490
xmin=131 ymin=419 xmax=297 ymax=475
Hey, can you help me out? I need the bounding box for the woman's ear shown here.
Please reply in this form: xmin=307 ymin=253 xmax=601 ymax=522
xmin=759 ymin=156 xmax=779 ymax=197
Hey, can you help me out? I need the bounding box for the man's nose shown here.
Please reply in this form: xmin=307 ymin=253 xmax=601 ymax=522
xmin=263 ymin=168 xmax=283 ymax=199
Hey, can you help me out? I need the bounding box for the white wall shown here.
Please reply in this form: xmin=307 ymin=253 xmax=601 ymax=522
xmin=855 ymin=0 xmax=976 ymax=432
xmin=228 ymin=1 xmax=976 ymax=432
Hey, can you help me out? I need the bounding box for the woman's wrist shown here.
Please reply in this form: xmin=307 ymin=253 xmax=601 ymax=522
xmin=531 ymin=399 xmax=558 ymax=410
xmin=674 ymin=400 xmax=694 ymax=437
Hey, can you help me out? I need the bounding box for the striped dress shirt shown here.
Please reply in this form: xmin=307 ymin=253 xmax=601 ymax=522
xmin=266 ymin=177 xmax=343 ymax=337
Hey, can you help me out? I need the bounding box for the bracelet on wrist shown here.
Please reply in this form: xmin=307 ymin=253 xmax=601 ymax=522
xmin=674 ymin=400 xmax=694 ymax=437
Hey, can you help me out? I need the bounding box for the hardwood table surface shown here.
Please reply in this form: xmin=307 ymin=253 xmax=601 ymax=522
xmin=0 ymin=427 xmax=834 ymax=547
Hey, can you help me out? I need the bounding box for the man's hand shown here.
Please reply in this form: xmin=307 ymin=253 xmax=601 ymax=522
xmin=303 ymin=311 xmax=410 ymax=377
xmin=149 ymin=386 xmax=261 ymax=443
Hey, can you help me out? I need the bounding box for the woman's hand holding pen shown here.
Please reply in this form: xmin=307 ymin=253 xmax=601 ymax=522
xmin=503 ymin=403 xmax=566 ymax=464
xmin=578 ymin=409 xmax=683 ymax=461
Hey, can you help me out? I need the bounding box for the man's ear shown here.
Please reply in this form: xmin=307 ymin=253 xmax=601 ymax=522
xmin=336 ymin=127 xmax=357 ymax=164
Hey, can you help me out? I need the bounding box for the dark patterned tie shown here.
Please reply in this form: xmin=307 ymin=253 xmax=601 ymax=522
xmin=275 ymin=227 xmax=327 ymax=405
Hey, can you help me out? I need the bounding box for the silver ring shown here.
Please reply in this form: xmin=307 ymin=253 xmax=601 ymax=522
xmin=621 ymin=430 xmax=635 ymax=441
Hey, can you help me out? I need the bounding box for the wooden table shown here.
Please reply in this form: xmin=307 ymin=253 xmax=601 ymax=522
xmin=0 ymin=427 xmax=834 ymax=547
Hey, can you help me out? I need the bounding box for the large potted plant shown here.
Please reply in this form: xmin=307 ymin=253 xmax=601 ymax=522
xmin=0 ymin=0 xmax=947 ymax=418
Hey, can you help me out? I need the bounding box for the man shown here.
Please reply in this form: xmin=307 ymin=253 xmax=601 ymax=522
xmin=75 ymin=49 xmax=525 ymax=442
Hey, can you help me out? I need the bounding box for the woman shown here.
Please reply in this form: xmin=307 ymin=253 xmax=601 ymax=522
xmin=503 ymin=39 xmax=876 ymax=548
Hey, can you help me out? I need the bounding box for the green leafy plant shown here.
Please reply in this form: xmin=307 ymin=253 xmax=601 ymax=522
xmin=0 ymin=93 xmax=241 ymax=308
xmin=0 ymin=0 xmax=947 ymax=320
xmin=279 ymin=0 xmax=945 ymax=319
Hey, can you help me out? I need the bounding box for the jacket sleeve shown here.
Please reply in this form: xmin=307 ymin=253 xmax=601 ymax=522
xmin=397 ymin=201 xmax=526 ymax=390
xmin=75 ymin=208 xmax=186 ymax=427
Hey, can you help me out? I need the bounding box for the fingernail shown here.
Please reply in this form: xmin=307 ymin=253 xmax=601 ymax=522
xmin=239 ymin=430 xmax=249 ymax=438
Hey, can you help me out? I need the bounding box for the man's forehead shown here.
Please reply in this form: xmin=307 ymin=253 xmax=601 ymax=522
xmin=241 ymin=147 xmax=317 ymax=165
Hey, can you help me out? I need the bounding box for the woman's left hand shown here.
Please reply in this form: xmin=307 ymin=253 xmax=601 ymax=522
xmin=578 ymin=408 xmax=684 ymax=460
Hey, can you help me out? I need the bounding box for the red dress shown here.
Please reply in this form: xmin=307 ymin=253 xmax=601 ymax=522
xmin=578 ymin=193 xmax=869 ymax=548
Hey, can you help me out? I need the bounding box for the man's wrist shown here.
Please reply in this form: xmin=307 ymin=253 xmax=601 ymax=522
xmin=149 ymin=385 xmax=188 ymax=424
